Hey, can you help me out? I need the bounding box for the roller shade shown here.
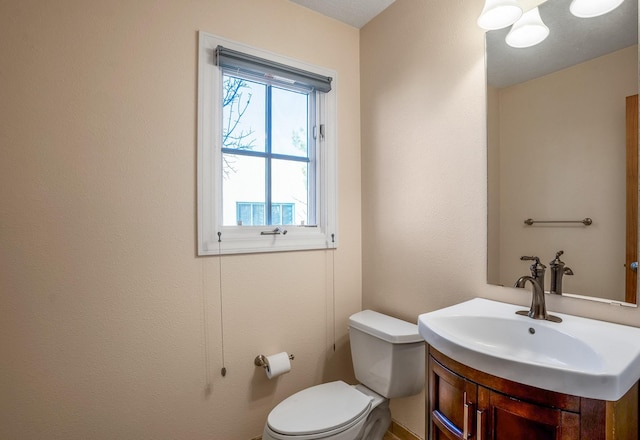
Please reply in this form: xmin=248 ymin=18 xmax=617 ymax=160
xmin=215 ymin=45 xmax=332 ymax=93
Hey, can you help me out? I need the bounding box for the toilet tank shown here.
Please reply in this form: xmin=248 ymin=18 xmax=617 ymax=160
xmin=348 ymin=310 xmax=425 ymax=399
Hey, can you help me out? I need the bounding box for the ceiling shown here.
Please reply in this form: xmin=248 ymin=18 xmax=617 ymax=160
xmin=287 ymin=0 xmax=637 ymax=88
xmin=488 ymin=0 xmax=638 ymax=88
xmin=288 ymin=0 xmax=396 ymax=28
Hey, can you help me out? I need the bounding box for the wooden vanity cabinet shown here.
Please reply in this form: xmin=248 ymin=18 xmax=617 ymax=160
xmin=428 ymin=347 xmax=638 ymax=440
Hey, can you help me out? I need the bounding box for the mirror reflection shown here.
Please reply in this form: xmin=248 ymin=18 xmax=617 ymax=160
xmin=486 ymin=0 xmax=638 ymax=304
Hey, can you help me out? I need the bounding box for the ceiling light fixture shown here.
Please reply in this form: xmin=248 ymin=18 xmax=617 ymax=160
xmin=569 ymin=0 xmax=625 ymax=18
xmin=505 ymin=7 xmax=550 ymax=48
xmin=477 ymin=0 xmax=524 ymax=30
xmin=479 ymin=0 xmax=626 ymax=48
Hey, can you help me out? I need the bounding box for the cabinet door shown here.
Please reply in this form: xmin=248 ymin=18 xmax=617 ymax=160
xmin=429 ymin=357 xmax=477 ymax=440
xmin=479 ymin=387 xmax=580 ymax=440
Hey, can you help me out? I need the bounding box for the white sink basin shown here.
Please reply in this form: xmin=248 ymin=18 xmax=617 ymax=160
xmin=418 ymin=298 xmax=640 ymax=401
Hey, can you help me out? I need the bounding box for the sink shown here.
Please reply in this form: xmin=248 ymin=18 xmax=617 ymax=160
xmin=418 ymin=298 xmax=640 ymax=401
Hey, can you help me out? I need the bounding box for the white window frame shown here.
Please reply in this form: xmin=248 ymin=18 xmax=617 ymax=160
xmin=197 ymin=32 xmax=338 ymax=255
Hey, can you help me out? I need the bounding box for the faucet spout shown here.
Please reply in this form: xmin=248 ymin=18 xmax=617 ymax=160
xmin=549 ymin=250 xmax=573 ymax=295
xmin=514 ymin=276 xmax=562 ymax=323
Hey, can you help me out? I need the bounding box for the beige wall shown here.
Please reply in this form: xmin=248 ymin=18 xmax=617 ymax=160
xmin=362 ymin=0 xmax=640 ymax=437
xmin=493 ymin=46 xmax=637 ymax=301
xmin=0 ymin=1 xmax=361 ymax=439
xmin=4 ymin=0 xmax=640 ymax=438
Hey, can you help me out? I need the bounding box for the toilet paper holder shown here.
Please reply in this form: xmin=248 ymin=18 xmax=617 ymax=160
xmin=255 ymin=353 xmax=295 ymax=368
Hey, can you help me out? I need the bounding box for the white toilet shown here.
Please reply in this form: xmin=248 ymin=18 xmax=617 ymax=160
xmin=262 ymin=310 xmax=425 ymax=440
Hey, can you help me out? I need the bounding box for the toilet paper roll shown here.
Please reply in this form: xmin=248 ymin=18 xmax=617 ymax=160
xmin=265 ymin=352 xmax=291 ymax=379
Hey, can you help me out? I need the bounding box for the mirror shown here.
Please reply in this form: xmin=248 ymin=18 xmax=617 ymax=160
xmin=486 ymin=0 xmax=639 ymax=304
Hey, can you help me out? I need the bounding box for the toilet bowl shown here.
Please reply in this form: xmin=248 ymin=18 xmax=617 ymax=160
xmin=262 ymin=381 xmax=389 ymax=440
xmin=262 ymin=310 xmax=425 ymax=440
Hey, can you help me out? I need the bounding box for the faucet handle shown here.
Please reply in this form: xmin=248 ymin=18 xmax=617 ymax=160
xmin=520 ymin=256 xmax=545 ymax=270
xmin=520 ymin=256 xmax=546 ymax=284
xmin=550 ymin=250 xmax=567 ymax=268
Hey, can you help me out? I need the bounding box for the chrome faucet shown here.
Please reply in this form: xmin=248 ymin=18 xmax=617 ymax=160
xmin=549 ymin=250 xmax=573 ymax=295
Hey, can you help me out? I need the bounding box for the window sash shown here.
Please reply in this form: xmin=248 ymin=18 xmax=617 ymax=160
xmin=221 ymin=69 xmax=316 ymax=227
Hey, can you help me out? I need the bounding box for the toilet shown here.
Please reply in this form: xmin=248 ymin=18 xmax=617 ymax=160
xmin=262 ymin=310 xmax=425 ymax=440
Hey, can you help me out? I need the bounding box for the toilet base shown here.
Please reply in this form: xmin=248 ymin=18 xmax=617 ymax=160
xmin=262 ymin=397 xmax=391 ymax=440
xmin=358 ymin=400 xmax=391 ymax=440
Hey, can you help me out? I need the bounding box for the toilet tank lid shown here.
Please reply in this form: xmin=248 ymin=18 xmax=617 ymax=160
xmin=349 ymin=310 xmax=423 ymax=343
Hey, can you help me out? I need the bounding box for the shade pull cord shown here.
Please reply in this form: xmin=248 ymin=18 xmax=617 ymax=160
xmin=218 ymin=232 xmax=227 ymax=377
xmin=331 ymin=233 xmax=336 ymax=352
xmin=202 ymin=259 xmax=213 ymax=396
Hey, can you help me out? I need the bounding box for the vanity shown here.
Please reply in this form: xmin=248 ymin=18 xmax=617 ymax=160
xmin=428 ymin=348 xmax=637 ymax=439
xmin=429 ymin=348 xmax=637 ymax=439
xmin=418 ymin=299 xmax=640 ymax=440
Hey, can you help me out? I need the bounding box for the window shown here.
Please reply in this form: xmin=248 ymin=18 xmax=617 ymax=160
xmin=197 ymin=32 xmax=337 ymax=255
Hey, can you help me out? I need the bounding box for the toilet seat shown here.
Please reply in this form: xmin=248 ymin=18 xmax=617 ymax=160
xmin=267 ymin=381 xmax=372 ymax=437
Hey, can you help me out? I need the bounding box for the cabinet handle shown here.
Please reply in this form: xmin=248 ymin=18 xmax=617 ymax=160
xmin=476 ymin=409 xmax=485 ymax=440
xmin=463 ymin=392 xmax=473 ymax=439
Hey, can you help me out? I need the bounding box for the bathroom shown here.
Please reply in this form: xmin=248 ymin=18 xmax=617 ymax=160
xmin=1 ymin=0 xmax=638 ymax=439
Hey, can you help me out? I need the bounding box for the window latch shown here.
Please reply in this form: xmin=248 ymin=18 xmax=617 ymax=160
xmin=260 ymin=227 xmax=288 ymax=236
xmin=313 ymin=124 xmax=325 ymax=141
